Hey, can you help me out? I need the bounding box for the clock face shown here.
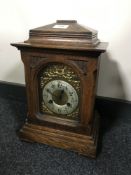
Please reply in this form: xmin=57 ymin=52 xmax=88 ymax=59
xmin=43 ymin=80 xmax=78 ymax=115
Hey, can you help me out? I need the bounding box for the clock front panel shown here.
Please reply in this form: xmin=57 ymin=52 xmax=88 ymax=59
xmin=38 ymin=63 xmax=81 ymax=121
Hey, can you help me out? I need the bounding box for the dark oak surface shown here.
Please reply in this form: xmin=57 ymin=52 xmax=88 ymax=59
xmin=11 ymin=20 xmax=108 ymax=51
xmin=11 ymin=20 xmax=107 ymax=158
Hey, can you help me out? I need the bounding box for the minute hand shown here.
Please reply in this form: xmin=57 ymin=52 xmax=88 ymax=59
xmin=59 ymin=90 xmax=64 ymax=100
xmin=47 ymin=89 xmax=57 ymax=98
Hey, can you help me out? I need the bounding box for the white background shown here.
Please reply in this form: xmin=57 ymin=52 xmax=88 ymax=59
xmin=0 ymin=0 xmax=131 ymax=100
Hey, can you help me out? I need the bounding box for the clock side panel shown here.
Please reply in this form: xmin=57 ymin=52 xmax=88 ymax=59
xmin=80 ymin=58 xmax=99 ymax=125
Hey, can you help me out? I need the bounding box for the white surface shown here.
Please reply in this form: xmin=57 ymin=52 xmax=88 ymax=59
xmin=53 ymin=25 xmax=69 ymax=29
xmin=0 ymin=0 xmax=131 ymax=100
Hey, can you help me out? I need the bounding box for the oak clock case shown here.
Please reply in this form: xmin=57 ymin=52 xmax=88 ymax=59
xmin=11 ymin=20 xmax=108 ymax=158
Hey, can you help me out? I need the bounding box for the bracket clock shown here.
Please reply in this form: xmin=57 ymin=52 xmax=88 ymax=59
xmin=11 ymin=20 xmax=108 ymax=158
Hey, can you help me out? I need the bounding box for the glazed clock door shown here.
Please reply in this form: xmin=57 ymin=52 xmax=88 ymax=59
xmin=38 ymin=61 xmax=81 ymax=125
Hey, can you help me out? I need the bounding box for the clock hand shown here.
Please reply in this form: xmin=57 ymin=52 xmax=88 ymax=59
xmin=59 ymin=89 xmax=64 ymax=100
xmin=46 ymin=89 xmax=57 ymax=98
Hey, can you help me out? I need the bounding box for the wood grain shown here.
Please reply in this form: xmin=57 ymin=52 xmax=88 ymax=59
xmin=19 ymin=112 xmax=99 ymax=158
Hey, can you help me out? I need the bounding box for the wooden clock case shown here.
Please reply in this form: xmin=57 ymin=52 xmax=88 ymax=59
xmin=11 ymin=20 xmax=107 ymax=158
